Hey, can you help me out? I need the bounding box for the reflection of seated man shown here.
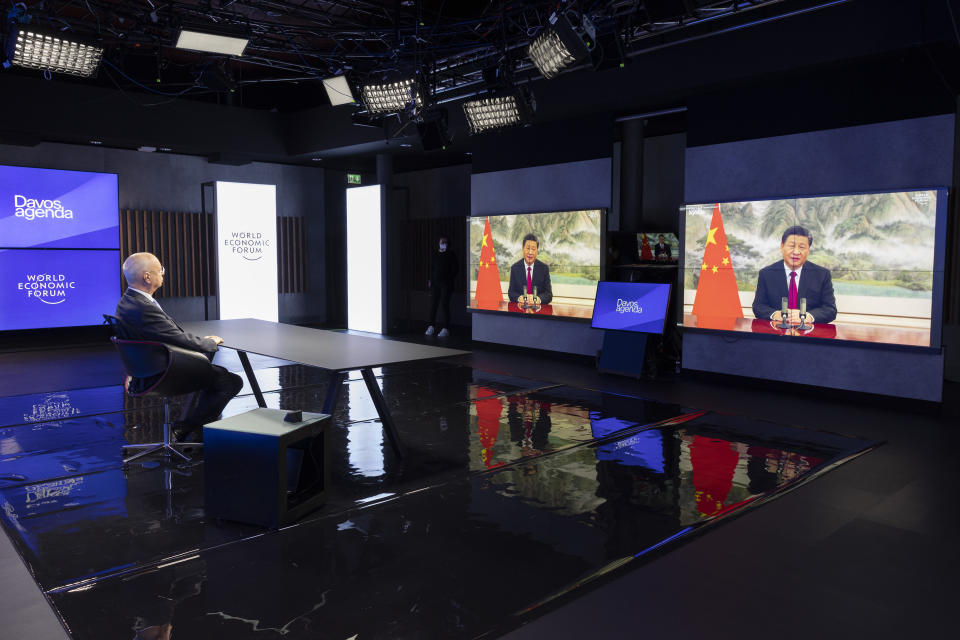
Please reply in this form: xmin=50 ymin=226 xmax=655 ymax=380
xmin=507 ymin=396 xmax=552 ymax=456
xmin=116 ymin=252 xmax=243 ymax=441
xmin=752 ymin=226 xmax=837 ymax=324
xmin=507 ymin=233 xmax=553 ymax=306
xmin=654 ymin=234 xmax=672 ymax=261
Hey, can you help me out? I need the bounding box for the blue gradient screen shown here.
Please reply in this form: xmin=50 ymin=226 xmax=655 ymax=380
xmin=0 ymin=165 xmax=120 ymax=330
xmin=0 ymin=249 xmax=122 ymax=330
xmin=0 ymin=166 xmax=119 ymax=249
xmin=591 ymin=282 xmax=671 ymax=333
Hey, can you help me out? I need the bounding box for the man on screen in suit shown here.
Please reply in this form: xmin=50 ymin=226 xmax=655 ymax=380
xmin=507 ymin=233 xmax=553 ymax=306
xmin=116 ymin=252 xmax=243 ymax=442
xmin=752 ymin=225 xmax=837 ymax=325
xmin=654 ymin=234 xmax=673 ymax=261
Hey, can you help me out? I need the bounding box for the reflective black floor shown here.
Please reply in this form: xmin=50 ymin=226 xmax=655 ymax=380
xmin=0 ymin=356 xmax=877 ymax=639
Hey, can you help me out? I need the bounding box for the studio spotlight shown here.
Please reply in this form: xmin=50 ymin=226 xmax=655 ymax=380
xmin=527 ymin=12 xmax=595 ymax=79
xmin=175 ymin=25 xmax=248 ymax=56
xmin=360 ymin=75 xmax=422 ymax=115
xmin=462 ymin=87 xmax=535 ymax=135
xmin=5 ymin=27 xmax=103 ymax=77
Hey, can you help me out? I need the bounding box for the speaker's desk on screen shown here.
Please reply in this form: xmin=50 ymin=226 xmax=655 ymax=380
xmin=476 ymin=301 xmax=593 ymax=319
xmin=683 ymin=314 xmax=930 ymax=347
xmin=182 ymin=319 xmax=470 ymax=458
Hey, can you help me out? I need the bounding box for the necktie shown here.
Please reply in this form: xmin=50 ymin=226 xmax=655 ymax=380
xmin=788 ymin=271 xmax=798 ymax=309
xmin=526 ymin=266 xmax=533 ymax=295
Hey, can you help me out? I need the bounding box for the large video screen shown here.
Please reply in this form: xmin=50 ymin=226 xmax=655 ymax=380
xmin=0 ymin=249 xmax=122 ymax=330
xmin=0 ymin=165 xmax=120 ymax=331
xmin=468 ymin=210 xmax=603 ymax=320
xmin=682 ymin=189 xmax=943 ymax=347
xmin=0 ymin=165 xmax=119 ymax=249
xmin=637 ymin=232 xmax=679 ymax=264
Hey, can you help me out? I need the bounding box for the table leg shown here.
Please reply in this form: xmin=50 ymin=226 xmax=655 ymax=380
xmin=360 ymin=367 xmax=405 ymax=459
xmin=237 ymin=350 xmax=266 ymax=408
xmin=322 ymin=371 xmax=345 ymax=415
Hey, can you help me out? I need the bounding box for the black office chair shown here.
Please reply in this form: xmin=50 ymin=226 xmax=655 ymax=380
xmin=104 ymin=314 xmax=217 ymax=466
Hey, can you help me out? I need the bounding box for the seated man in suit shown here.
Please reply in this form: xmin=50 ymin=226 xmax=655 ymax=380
xmin=116 ymin=252 xmax=243 ymax=441
xmin=752 ymin=225 xmax=837 ymax=324
xmin=507 ymin=233 xmax=553 ymax=306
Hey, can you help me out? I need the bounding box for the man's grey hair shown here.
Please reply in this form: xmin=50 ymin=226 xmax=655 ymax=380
xmin=122 ymin=252 xmax=158 ymax=286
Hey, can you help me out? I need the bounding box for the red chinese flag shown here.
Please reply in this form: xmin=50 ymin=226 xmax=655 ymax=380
xmin=691 ymin=203 xmax=743 ymax=326
xmin=474 ymin=216 xmax=503 ymax=310
xmin=474 ymin=387 xmax=504 ymax=469
xmin=690 ymin=436 xmax=740 ymax=517
xmin=639 ymin=234 xmax=654 ymax=261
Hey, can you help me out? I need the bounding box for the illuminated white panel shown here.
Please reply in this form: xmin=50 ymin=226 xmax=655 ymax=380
xmin=215 ymin=182 xmax=278 ymax=322
xmin=346 ymin=185 xmax=382 ymax=333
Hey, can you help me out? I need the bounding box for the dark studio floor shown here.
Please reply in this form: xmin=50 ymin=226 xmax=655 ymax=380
xmin=0 ymin=330 xmax=955 ymax=639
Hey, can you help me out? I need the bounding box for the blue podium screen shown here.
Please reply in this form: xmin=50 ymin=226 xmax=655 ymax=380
xmin=0 ymin=165 xmax=119 ymax=249
xmin=591 ymin=282 xmax=671 ymax=334
xmin=0 ymin=249 xmax=121 ymax=330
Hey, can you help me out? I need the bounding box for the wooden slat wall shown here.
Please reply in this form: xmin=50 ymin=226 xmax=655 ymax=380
xmin=401 ymin=217 xmax=466 ymax=291
xmin=120 ymin=210 xmax=307 ymax=296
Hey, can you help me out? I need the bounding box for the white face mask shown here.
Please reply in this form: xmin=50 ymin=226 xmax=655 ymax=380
xmin=439 ymin=242 xmax=447 ymax=252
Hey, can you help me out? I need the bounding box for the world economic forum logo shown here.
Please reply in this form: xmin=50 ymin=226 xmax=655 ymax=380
xmin=13 ymin=195 xmax=75 ymax=221
xmin=224 ymin=231 xmax=270 ymax=261
xmin=17 ymin=273 xmax=77 ymax=305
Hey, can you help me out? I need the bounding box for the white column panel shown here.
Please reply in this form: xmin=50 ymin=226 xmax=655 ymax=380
xmin=215 ymin=181 xmax=278 ymax=322
xmin=347 ymin=184 xmax=382 ymax=333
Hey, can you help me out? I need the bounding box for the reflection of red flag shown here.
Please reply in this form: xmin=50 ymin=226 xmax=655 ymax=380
xmin=639 ymin=233 xmax=653 ymax=261
xmin=692 ymin=204 xmax=743 ymax=324
xmin=475 ymin=216 xmax=503 ymax=310
xmin=474 ymin=386 xmax=504 ymax=469
xmin=690 ymin=436 xmax=739 ymax=517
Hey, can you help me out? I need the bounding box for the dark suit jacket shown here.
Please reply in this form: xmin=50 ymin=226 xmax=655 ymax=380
xmin=507 ymin=259 xmax=553 ymax=305
xmin=751 ymin=261 xmax=837 ymax=324
xmin=654 ymin=243 xmax=671 ymax=259
xmin=116 ymin=288 xmax=219 ymax=354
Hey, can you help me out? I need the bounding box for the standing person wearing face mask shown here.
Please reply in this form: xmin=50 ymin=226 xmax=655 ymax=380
xmin=426 ymin=235 xmax=459 ymax=337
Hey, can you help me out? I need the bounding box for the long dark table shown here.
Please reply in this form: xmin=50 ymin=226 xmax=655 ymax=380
xmin=182 ymin=319 xmax=470 ymax=458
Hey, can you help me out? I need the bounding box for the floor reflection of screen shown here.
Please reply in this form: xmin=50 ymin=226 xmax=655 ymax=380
xmin=682 ymin=189 xmax=944 ymax=346
xmin=595 ymin=429 xmax=665 ymax=474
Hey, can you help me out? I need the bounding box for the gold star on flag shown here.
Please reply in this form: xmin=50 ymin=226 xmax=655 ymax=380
xmin=480 ymin=260 xmax=486 ymax=269
xmin=701 ymin=263 xmax=708 ymax=270
xmin=722 ymin=257 xmax=729 ymax=266
xmin=725 ymin=244 xmax=729 ymax=252
xmin=711 ymin=265 xmax=718 ymax=274
xmin=706 ymin=227 xmax=718 ymax=246
xmin=482 ymin=234 xmax=490 ymax=248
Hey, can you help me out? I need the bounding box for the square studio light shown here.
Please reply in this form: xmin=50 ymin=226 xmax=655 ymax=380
xmin=462 ymin=88 xmax=535 ymax=135
xmin=527 ymin=12 xmax=594 ymax=79
xmin=323 ymin=75 xmax=356 ymax=106
xmin=176 ymin=28 xmax=248 ymax=56
xmin=9 ymin=29 xmax=103 ymax=77
xmin=361 ymin=76 xmax=421 ymax=114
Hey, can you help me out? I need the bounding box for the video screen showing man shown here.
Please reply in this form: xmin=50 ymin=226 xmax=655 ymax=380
xmin=654 ymin=234 xmax=672 ymax=261
xmin=507 ymin=233 xmax=553 ymax=306
xmin=116 ymin=252 xmax=243 ymax=442
xmin=752 ymin=226 xmax=837 ymax=324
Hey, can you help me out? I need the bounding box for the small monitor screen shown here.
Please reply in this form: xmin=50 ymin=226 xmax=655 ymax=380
xmin=0 ymin=249 xmax=121 ymax=330
xmin=0 ymin=165 xmax=119 ymax=249
xmin=591 ymin=281 xmax=671 ymax=334
xmin=637 ymin=232 xmax=679 ymax=263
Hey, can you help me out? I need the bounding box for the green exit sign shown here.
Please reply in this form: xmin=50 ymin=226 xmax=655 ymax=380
xmin=347 ymin=173 xmax=362 ymax=185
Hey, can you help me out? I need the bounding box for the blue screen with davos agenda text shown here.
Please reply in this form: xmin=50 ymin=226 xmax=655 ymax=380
xmin=591 ymin=282 xmax=671 ymax=333
xmin=0 ymin=165 xmax=119 ymax=249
